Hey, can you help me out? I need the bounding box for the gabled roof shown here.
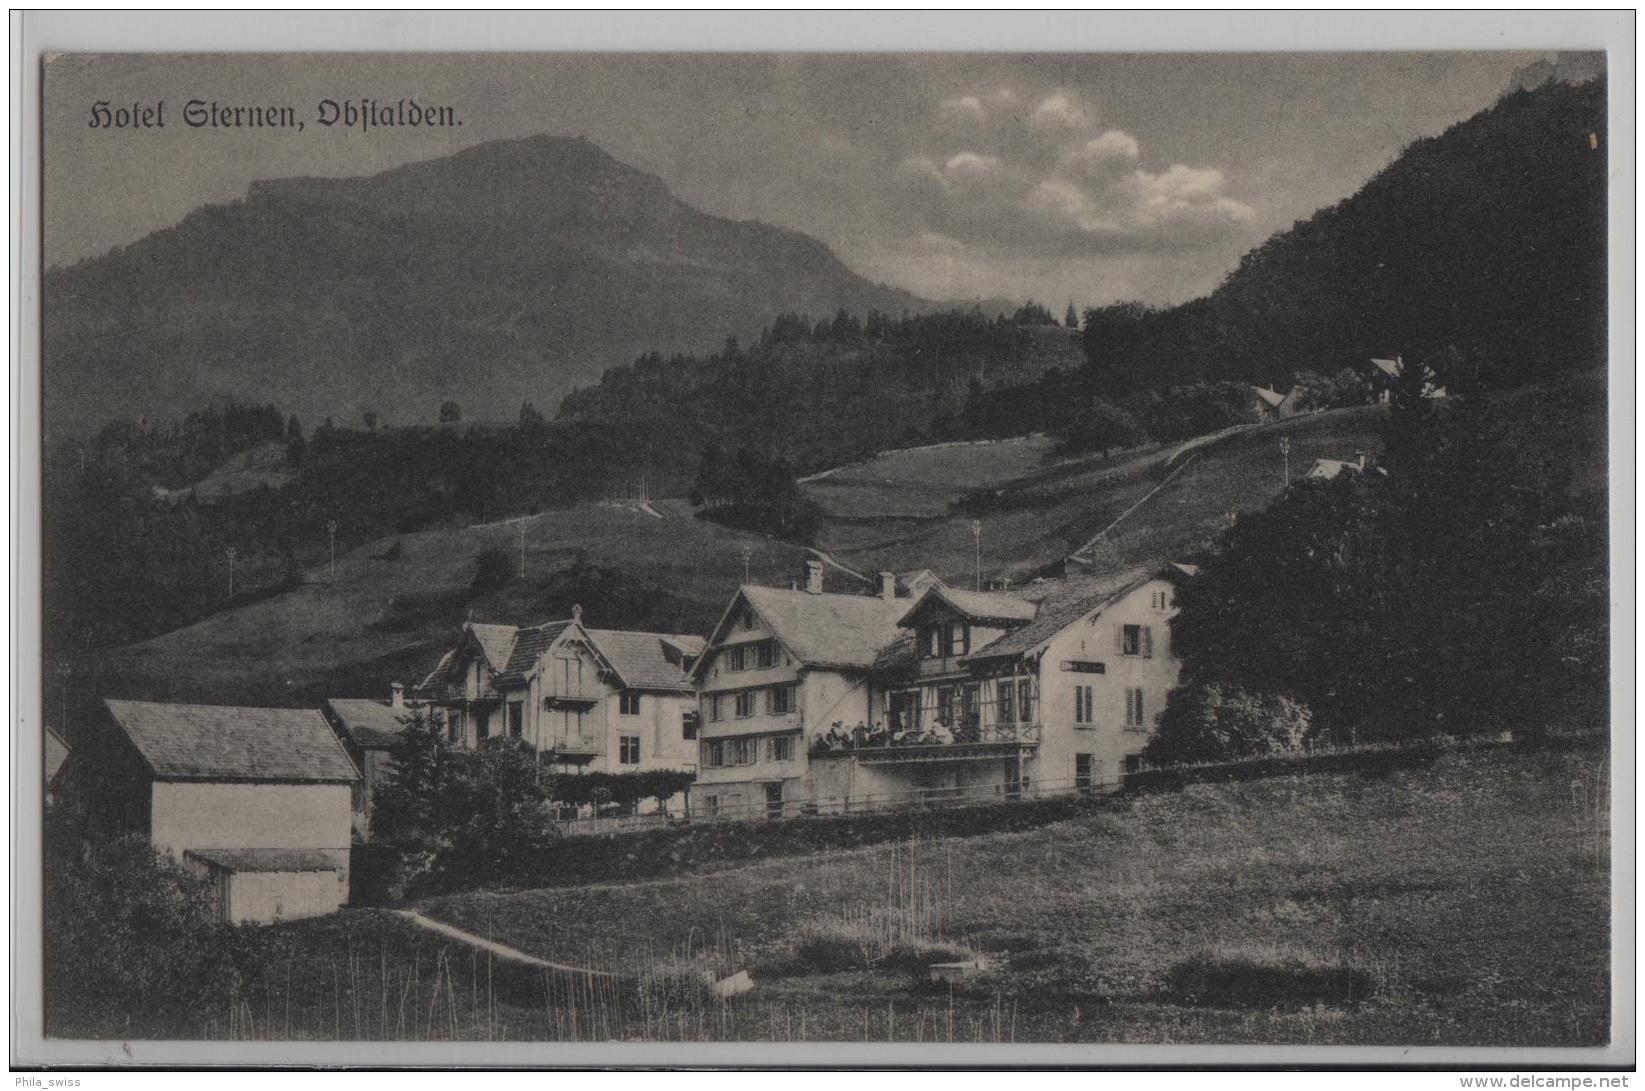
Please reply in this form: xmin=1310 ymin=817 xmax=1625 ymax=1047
xmin=323 ymin=698 xmax=414 ymax=750
xmin=1307 ymin=458 xmax=1362 ymax=480
xmin=700 ymin=585 xmax=910 ymax=675
xmin=586 ymin=629 xmax=700 ymax=692
xmin=105 ymin=700 xmax=359 ymax=783
xmin=416 ymin=620 xmax=519 ymax=693
xmin=961 ymin=566 xmax=1165 ymax=663
xmin=1252 ymin=385 xmax=1287 ymax=408
xmin=661 ymin=634 xmax=707 ymax=662
xmin=898 ymin=585 xmax=1038 ymax=628
xmin=45 ymin=728 xmax=71 ymax=783
xmin=492 ymin=620 xmax=574 ymax=686
xmin=1371 ymin=357 xmax=1402 ymax=377
xmin=185 ymin=848 xmax=344 ymax=873
xmin=467 ymin=623 xmax=518 ymax=671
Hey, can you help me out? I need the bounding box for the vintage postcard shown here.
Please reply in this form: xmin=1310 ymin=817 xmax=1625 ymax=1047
xmin=13 ymin=12 xmax=1634 ymax=1071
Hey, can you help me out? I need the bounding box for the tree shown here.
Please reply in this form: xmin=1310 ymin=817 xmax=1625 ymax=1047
xmin=1145 ymin=683 xmax=1313 ymax=765
xmin=1056 ymin=399 xmax=1148 ymax=457
xmin=439 ymin=400 xmax=462 ymax=425
xmin=369 ymin=711 xmax=450 ymax=849
xmin=362 ymin=410 xmax=378 ymax=433
xmin=1065 ymin=302 xmax=1080 ymax=329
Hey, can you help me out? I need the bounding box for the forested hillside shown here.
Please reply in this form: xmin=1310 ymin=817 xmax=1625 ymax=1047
xmin=1080 ymin=78 xmax=1607 ymax=393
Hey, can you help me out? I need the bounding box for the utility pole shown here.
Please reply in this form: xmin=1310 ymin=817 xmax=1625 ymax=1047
xmin=225 ymin=546 xmax=238 ymax=600
xmin=971 ymin=519 xmax=982 ymax=591
xmin=326 ymin=520 xmax=338 ymax=580
xmin=519 ymin=520 xmax=527 ymax=578
xmin=1280 ymin=437 xmax=1291 ymax=487
xmin=741 ymin=545 xmax=752 ymax=585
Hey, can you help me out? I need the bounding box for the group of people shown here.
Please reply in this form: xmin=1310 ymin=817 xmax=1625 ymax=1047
xmin=813 ymin=719 xmax=958 ymax=752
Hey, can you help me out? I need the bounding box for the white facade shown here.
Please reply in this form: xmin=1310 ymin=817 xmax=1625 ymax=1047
xmin=150 ymin=780 xmax=353 ymax=868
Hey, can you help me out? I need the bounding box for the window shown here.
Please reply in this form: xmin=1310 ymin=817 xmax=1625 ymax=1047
xmin=1074 ymin=685 xmax=1094 ymax=725
xmin=727 ymin=646 xmax=747 ymax=672
xmin=1075 ymin=753 xmax=1095 ymax=793
xmin=702 ymin=739 xmax=722 ymax=767
xmin=936 ymin=687 xmax=955 ymax=726
xmin=731 ymin=737 xmax=756 ymax=764
xmin=765 ymin=782 xmax=784 ymax=818
xmin=946 ymin=621 xmax=968 ymax=657
xmin=619 ymin=735 xmax=641 ymax=764
xmin=1124 ymin=754 xmax=1144 ymax=775
xmin=683 ymin=711 xmax=700 ymax=740
xmin=890 ymin=691 xmax=920 ymax=732
xmin=739 ymin=610 xmax=756 ymax=630
xmin=446 ymin=710 xmax=460 ymax=744
xmin=923 ymin=625 xmax=941 ymax=658
xmin=1125 ymin=688 xmax=1147 ymax=729
xmin=997 ymin=682 xmax=1015 ymax=725
xmin=735 ymin=691 xmax=757 ymax=718
xmin=619 ymin=691 xmax=642 ymax=716
xmin=507 ymin=701 xmax=524 ymax=738
xmin=707 ymin=694 xmax=723 ymax=722
xmin=755 ymin=641 xmax=777 ymax=669
xmin=703 ymin=794 xmax=721 ymax=816
xmin=1018 ymin=679 xmax=1035 ymax=725
xmin=767 ymin=684 xmax=796 ymax=715
xmin=768 ymin=735 xmax=795 ymax=762
xmin=475 ymin=709 xmax=491 ymax=740
xmin=1121 ymin=624 xmax=1153 ymax=657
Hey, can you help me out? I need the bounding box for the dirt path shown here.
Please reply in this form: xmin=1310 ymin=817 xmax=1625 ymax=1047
xmin=391 ymin=909 xmax=618 ymax=978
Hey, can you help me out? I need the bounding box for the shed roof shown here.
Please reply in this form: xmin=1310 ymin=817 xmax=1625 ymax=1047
xmin=729 ymin=585 xmax=910 ymax=671
xmin=185 ymin=848 xmax=344 ymax=873
xmin=323 ymin=698 xmax=414 ymax=750
xmin=105 ymin=700 xmax=359 ymax=783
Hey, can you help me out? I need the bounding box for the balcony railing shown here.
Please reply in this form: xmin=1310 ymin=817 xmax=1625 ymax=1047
xmin=810 ymin=720 xmax=1041 ymax=757
xmin=541 ymin=734 xmax=605 ymax=758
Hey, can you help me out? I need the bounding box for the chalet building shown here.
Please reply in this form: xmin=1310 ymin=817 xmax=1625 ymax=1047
xmin=692 ymin=561 xmax=1193 ymax=816
xmin=99 ymin=699 xmax=358 ymax=924
xmin=323 ymin=682 xmax=415 ymax=838
xmin=691 ymin=561 xmax=909 ymax=818
xmin=866 ymin=566 xmax=1192 ymax=798
xmin=414 ymin=607 xmax=704 ymax=809
xmin=1252 ymin=385 xmax=1301 ymax=419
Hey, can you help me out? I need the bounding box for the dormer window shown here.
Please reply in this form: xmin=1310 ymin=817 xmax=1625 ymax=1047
xmin=923 ymin=625 xmax=942 ymax=658
xmin=946 ymin=621 xmax=969 ymax=657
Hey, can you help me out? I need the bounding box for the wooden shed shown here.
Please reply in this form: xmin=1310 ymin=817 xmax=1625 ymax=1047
xmin=102 ymin=699 xmax=359 ymax=924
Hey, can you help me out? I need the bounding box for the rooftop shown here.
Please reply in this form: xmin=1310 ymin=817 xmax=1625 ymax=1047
xmin=184 ymin=848 xmax=345 ymax=873
xmin=323 ymin=698 xmax=414 ymax=750
xmin=733 ymin=585 xmax=911 ymax=671
xmin=105 ymin=699 xmax=359 ymax=783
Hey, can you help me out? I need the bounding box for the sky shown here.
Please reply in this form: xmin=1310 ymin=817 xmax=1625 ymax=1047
xmin=44 ymin=51 xmax=1555 ymax=308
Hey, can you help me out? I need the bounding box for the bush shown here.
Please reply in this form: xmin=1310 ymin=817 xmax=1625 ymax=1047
xmin=791 ymin=921 xmax=874 ymax=973
xmin=44 ymin=833 xmax=246 ymax=1035
xmin=1055 ymin=399 xmax=1149 ymax=457
xmin=1146 ymin=683 xmax=1313 ymax=766
xmin=1165 ymin=949 xmax=1374 ymax=1010
xmin=471 ymin=546 xmax=515 ymax=591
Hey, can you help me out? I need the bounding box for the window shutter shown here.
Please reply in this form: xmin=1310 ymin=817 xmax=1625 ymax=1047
xmin=1116 ymin=624 xmax=1125 ymax=655
xmin=1143 ymin=626 xmax=1154 ymax=658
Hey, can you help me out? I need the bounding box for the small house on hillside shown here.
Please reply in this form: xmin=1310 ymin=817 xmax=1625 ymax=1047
xmin=99 ymin=699 xmax=358 ymax=924
xmin=323 ymin=683 xmax=416 ymax=839
xmin=1251 ymin=385 xmax=1301 ymax=420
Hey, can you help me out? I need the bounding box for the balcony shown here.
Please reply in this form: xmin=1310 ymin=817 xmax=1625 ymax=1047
xmin=810 ymin=721 xmax=1041 ymax=764
xmin=420 ymin=689 xmax=503 ymax=708
xmin=540 ymin=733 xmax=605 ymax=762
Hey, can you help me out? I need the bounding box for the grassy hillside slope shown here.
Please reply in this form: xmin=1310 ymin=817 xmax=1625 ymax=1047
xmin=419 ymin=745 xmax=1609 ymax=1045
xmin=95 ymin=502 xmax=814 ymax=707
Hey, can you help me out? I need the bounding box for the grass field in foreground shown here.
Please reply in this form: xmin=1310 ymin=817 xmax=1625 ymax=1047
xmin=420 ymin=745 xmax=1611 ymax=1046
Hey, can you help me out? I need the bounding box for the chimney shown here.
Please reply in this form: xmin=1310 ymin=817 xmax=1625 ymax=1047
xmin=389 ymin=681 xmax=404 ymax=709
xmin=805 ymin=560 xmax=824 ymax=595
xmin=572 ymin=603 xmax=583 ymax=622
xmin=878 ymin=571 xmax=897 ymax=601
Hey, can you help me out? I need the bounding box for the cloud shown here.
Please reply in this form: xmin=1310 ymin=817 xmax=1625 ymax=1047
xmin=1029 ymin=91 xmax=1092 ymax=135
xmin=897 ymin=90 xmax=1255 ymax=257
xmin=938 ymin=94 xmax=986 ymax=123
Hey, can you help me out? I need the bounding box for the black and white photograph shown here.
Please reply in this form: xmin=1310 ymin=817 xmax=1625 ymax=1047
xmin=12 ymin=11 xmax=1634 ymax=1071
